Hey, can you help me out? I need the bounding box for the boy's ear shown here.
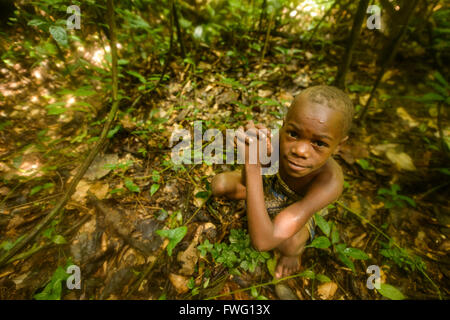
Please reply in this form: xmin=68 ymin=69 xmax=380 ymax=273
xmin=333 ymin=135 xmax=348 ymax=155
xmin=340 ymin=135 xmax=349 ymax=145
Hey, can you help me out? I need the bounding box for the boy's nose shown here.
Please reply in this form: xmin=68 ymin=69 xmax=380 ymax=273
xmin=291 ymin=140 xmax=310 ymax=159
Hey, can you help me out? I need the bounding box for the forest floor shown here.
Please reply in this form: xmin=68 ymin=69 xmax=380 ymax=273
xmin=0 ymin=29 xmax=449 ymax=300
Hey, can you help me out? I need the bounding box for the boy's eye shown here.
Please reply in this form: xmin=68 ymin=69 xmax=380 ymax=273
xmin=287 ymin=131 xmax=298 ymax=138
xmin=313 ymin=140 xmax=328 ymax=148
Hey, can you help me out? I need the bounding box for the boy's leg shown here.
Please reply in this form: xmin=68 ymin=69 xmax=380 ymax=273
xmin=211 ymin=170 xmax=246 ymax=200
xmin=274 ymin=224 xmax=310 ymax=279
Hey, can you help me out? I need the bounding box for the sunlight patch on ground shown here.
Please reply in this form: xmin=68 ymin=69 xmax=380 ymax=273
xmin=285 ymin=0 xmax=326 ymax=30
xmin=32 ymin=69 xmax=42 ymax=80
xmin=67 ymin=97 xmax=76 ymax=106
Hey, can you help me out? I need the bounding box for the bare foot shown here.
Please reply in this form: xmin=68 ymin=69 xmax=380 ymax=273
xmin=274 ymin=254 xmax=302 ymax=279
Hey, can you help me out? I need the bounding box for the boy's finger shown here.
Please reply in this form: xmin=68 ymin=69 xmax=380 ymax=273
xmin=244 ymin=120 xmax=255 ymax=131
xmin=236 ymin=130 xmax=253 ymax=144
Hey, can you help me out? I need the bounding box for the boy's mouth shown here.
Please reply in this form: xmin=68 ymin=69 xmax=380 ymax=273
xmin=286 ymin=158 xmax=311 ymax=171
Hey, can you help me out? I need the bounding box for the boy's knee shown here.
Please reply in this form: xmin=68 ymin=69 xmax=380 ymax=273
xmin=211 ymin=174 xmax=228 ymax=196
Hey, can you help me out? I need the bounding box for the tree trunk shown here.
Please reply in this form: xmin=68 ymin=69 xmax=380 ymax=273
xmin=173 ymin=0 xmax=186 ymax=58
xmin=359 ymin=0 xmax=419 ymax=122
xmin=334 ymin=0 xmax=370 ymax=90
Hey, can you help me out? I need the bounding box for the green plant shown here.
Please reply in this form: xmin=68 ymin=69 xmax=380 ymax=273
xmin=197 ymin=229 xmax=271 ymax=275
xmin=379 ymin=240 xmax=426 ymax=273
xmin=187 ymin=277 xmax=200 ymax=296
xmin=377 ymin=283 xmax=406 ymax=300
xmin=42 ymin=219 xmax=67 ymax=245
xmin=406 ymin=71 xmax=449 ymax=152
xmin=156 ymin=226 xmax=187 ymax=256
xmin=307 ymin=213 xmax=369 ymax=273
xmin=30 ymin=182 xmax=54 ymax=196
xmin=377 ymin=184 xmax=416 ymax=209
xmin=33 ymin=259 xmax=74 ymax=300
xmin=356 ymin=158 xmax=375 ymax=171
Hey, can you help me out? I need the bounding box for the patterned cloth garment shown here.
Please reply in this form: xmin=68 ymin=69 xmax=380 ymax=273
xmin=262 ymin=171 xmax=328 ymax=242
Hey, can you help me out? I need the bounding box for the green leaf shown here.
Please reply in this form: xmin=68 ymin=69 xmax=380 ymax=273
xmin=187 ymin=277 xmax=195 ymax=289
xmin=30 ymin=185 xmax=43 ymax=196
xmin=331 ymin=226 xmax=340 ymax=245
xmin=300 ymin=269 xmax=315 ymax=279
xmin=52 ymin=235 xmax=67 ymax=245
xmin=343 ymin=247 xmax=369 ymax=260
xmin=377 ymin=283 xmax=406 ymax=300
xmin=195 ymin=191 xmax=210 ymax=199
xmin=250 ymin=287 xmax=258 ymax=298
xmin=433 ymin=71 xmax=448 ymax=88
xmin=337 ymin=253 xmax=355 ymax=272
xmin=33 ymin=264 xmax=71 ymax=300
xmin=420 ymin=92 xmax=445 ymax=102
xmin=74 ymin=87 xmax=96 ymax=97
xmin=151 ymin=170 xmax=160 ymax=182
xmin=28 ymin=19 xmax=47 ymax=28
xmin=316 ymin=274 xmax=331 ymax=283
xmin=156 ymin=226 xmax=187 ymax=256
xmin=240 ymin=260 xmax=249 ymax=271
xmin=266 ymin=257 xmax=277 ymax=277
xmin=124 ymin=179 xmax=140 ymax=193
xmin=314 ymin=213 xmax=330 ymax=237
xmin=127 ymin=71 xmax=147 ymax=84
xmin=107 ymin=125 xmax=121 ymax=138
xmin=398 ymin=195 xmax=416 ymax=208
xmin=197 ymin=239 xmax=213 ymax=257
xmin=49 ymin=26 xmax=68 ymax=47
xmin=306 ymin=236 xmax=331 ymax=249
xmin=150 ymin=184 xmax=160 ymax=196
xmin=46 ymin=102 xmax=66 ymax=115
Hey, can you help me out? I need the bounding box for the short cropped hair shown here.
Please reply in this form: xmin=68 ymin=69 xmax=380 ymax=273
xmin=290 ymin=85 xmax=354 ymax=137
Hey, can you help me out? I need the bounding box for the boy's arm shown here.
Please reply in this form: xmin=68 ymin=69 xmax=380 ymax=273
xmin=245 ymin=159 xmax=344 ymax=251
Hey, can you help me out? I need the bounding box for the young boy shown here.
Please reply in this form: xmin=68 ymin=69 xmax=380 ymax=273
xmin=211 ymin=85 xmax=353 ymax=279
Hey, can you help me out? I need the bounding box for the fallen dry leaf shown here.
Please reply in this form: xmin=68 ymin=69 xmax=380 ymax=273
xmin=350 ymin=233 xmax=367 ymax=248
xmin=359 ymin=94 xmax=370 ymax=106
xmin=71 ymin=179 xmax=90 ymax=204
xmin=89 ymin=181 xmax=109 ymax=200
xmin=386 ymin=149 xmax=416 ymax=171
xmin=438 ymin=240 xmax=450 ymax=252
xmin=258 ymin=89 xmax=273 ymax=98
xmin=168 ymin=273 xmax=189 ymax=294
xmin=317 ymin=282 xmax=338 ymax=300
xmin=178 ymin=223 xmax=216 ymax=276
xmin=396 ymin=107 xmax=418 ymax=128
xmin=83 ymin=154 xmax=119 ymax=181
xmin=193 ymin=186 xmax=207 ymax=208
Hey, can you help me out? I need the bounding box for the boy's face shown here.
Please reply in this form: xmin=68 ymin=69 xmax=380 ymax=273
xmin=279 ymin=96 xmax=347 ymax=178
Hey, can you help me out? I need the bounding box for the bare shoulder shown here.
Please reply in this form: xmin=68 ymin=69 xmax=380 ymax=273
xmin=315 ymin=158 xmax=344 ymax=193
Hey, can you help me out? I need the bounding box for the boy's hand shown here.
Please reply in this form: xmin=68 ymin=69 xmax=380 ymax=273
xmin=235 ymin=121 xmax=272 ymax=166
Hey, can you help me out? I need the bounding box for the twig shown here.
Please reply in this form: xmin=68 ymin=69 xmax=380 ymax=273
xmin=155 ymin=0 xmax=175 ymax=89
xmin=6 ymin=214 xmax=92 ymax=265
xmin=205 ymin=271 xmax=308 ymax=300
xmin=261 ymin=12 xmax=274 ymax=60
xmin=437 ymin=102 xmax=449 ymax=156
xmin=126 ymin=239 xmax=169 ymax=298
xmin=173 ymin=0 xmax=185 ymax=58
xmin=185 ymin=195 xmax=211 ymax=225
xmin=0 ymin=0 xmax=121 ymax=268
